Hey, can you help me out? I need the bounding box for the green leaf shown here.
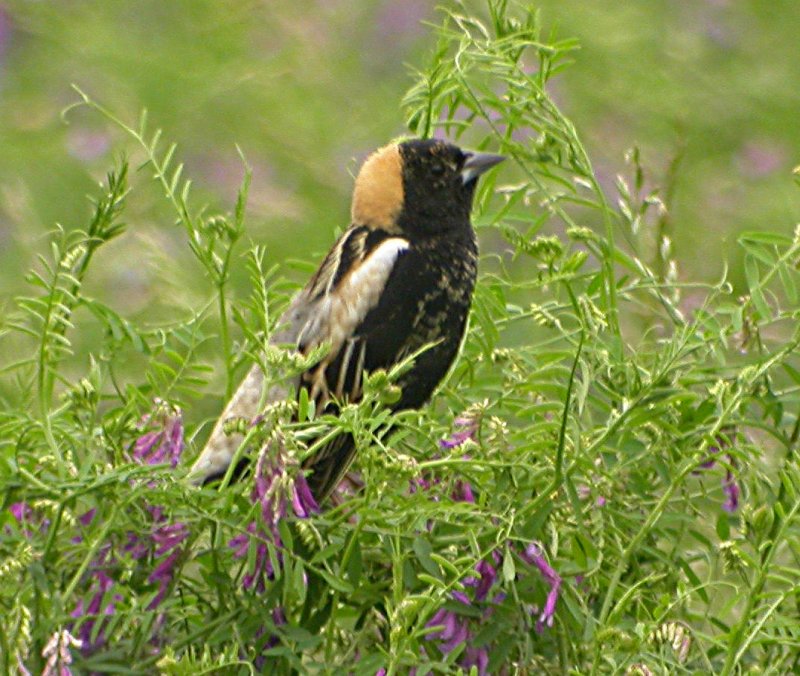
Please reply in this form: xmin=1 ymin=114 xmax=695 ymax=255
xmin=298 ymin=386 xmax=310 ymax=422
xmin=345 ymin=538 xmax=362 ymax=585
xmin=317 ymin=569 xmax=354 ymax=594
xmin=738 ymin=231 xmax=792 ymax=246
xmin=677 ymin=558 xmax=709 ymax=603
xmin=502 ymin=547 xmax=516 ymax=582
xmin=744 ymin=254 xmax=771 ymax=319
xmin=413 ymin=536 xmax=440 ymax=578
xmin=778 ymin=263 xmax=797 ymax=302
xmin=716 ymin=512 xmax=731 ymax=541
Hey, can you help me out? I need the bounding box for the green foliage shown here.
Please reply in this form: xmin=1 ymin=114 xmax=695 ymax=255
xmin=2 ymin=2 xmax=800 ymax=674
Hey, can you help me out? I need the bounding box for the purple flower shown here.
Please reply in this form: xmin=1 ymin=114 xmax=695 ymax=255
xmin=452 ymin=479 xmax=475 ymax=503
xmin=256 ymin=606 xmax=286 ymax=656
xmin=149 ymin=549 xmax=183 ymax=585
xmin=9 ymin=501 xmax=33 ymax=523
xmin=463 ymin=646 xmax=489 ymax=675
xmin=439 ymin=413 xmax=480 ymax=450
xmin=68 ymin=403 xmax=192 ymax=655
xmin=147 ymin=549 xmax=183 ymax=610
xmin=71 ymin=547 xmax=122 ymax=650
xmin=291 ymin=473 xmax=320 ymax=518
xmin=521 ymin=543 xmax=562 ymax=632
xmin=723 ymin=468 xmax=740 ymax=512
xmin=412 ymin=406 xmax=486 ymax=503
xmin=410 ymin=474 xmax=441 ymax=495
xmin=124 ymin=531 xmax=150 ymax=561
xmin=693 ymin=444 xmax=721 ymax=474
xmin=693 ymin=433 xmax=741 ymax=512
xmin=425 ymin=593 xmax=471 ymax=654
xmin=253 ymin=606 xmax=288 ymax=668
xmin=78 ymin=508 xmax=96 ymax=527
xmin=117 ymin=507 xmax=190 ymax=612
xmin=132 ymin=399 xmax=184 ymax=467
xmin=8 ymin=501 xmax=50 ymax=538
xmin=271 ymin=606 xmax=287 ymax=628
xmin=373 ymin=0 xmax=427 ymax=45
xmin=451 ymin=590 xmax=471 ymax=605
xmin=467 ymin=558 xmax=498 ymax=602
xmin=152 ymin=522 xmax=190 ymax=557
xmin=73 ymin=516 xmax=189 ymax=648
xmin=67 ymin=129 xmax=111 ymax=163
xmin=425 ymin=554 xmax=502 ymax=666
xmin=737 ymin=139 xmax=786 ymax=179
xmin=411 ymin=473 xmax=475 ymax=504
xmin=230 ymin=522 xmax=275 ymax=593
xmin=230 ymin=443 xmax=318 ymax=593
xmin=577 ymin=485 xmax=607 ymax=508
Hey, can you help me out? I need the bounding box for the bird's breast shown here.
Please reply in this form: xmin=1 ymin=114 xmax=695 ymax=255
xmin=404 ymin=233 xmax=477 ymax=342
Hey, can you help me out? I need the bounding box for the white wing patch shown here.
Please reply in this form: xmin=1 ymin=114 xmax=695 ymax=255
xmin=297 ymin=236 xmax=409 ymax=400
xmin=299 ymin=236 xmax=409 ymax=354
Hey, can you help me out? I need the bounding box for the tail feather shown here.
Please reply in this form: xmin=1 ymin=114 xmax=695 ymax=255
xmin=188 ymin=365 xmax=276 ymax=484
xmin=304 ymin=433 xmax=357 ymax=502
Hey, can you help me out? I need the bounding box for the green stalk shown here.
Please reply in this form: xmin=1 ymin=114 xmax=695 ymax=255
xmin=720 ymin=495 xmax=800 ymax=675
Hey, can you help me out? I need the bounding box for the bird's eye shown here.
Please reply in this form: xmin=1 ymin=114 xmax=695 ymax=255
xmin=431 ymin=164 xmax=445 ymax=176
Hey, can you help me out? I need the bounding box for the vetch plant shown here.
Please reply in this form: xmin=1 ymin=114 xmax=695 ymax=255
xmin=1 ymin=1 xmax=800 ymax=674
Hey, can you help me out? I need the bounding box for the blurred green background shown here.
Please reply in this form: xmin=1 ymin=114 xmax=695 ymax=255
xmin=1 ymin=0 xmax=798 ymax=337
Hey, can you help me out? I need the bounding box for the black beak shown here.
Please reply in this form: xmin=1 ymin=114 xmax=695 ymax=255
xmin=461 ymin=151 xmax=506 ymax=185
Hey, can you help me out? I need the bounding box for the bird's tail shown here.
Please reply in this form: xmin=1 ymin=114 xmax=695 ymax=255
xmin=304 ymin=432 xmax=357 ymax=503
xmin=188 ymin=365 xmax=270 ymax=485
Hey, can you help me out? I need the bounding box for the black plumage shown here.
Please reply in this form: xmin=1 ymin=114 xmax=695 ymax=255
xmin=190 ymin=138 xmax=503 ymax=501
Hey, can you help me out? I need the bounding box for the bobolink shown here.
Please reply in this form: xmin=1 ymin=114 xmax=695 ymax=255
xmin=190 ymin=138 xmax=504 ymax=500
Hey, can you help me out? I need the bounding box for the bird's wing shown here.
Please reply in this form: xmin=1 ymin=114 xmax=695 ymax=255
xmin=188 ymin=226 xmax=410 ymax=485
xmin=293 ymin=226 xmax=410 ymax=403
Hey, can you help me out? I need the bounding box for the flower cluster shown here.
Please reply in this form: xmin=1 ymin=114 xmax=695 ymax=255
xmin=425 ymin=592 xmax=473 ymax=656
xmin=229 ymin=438 xmax=319 ymax=593
xmin=70 ymin=400 xmax=190 ymax=652
xmin=7 ymin=501 xmax=51 ymax=539
xmin=131 ymin=517 xmax=190 ymax=610
xmin=228 ymin=437 xmax=318 ymax=666
xmin=41 ymin=629 xmax=82 ymax=676
xmin=438 ymin=407 xmax=482 ymax=450
xmin=425 ymin=550 xmax=506 ymax=671
xmin=70 ymin=543 xmax=123 ymax=649
xmin=422 ymin=542 xmax=563 ymax=673
xmin=132 ymin=398 xmax=184 ymax=467
xmin=414 ymin=412 xmax=565 ymax=675
xmin=17 ymin=628 xmax=83 ymax=676
xmin=649 ymin=621 xmax=692 ymax=663
xmin=411 ymin=406 xmax=482 ymax=504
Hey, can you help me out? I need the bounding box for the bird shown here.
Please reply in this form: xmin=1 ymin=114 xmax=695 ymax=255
xmin=189 ymin=138 xmax=504 ymax=501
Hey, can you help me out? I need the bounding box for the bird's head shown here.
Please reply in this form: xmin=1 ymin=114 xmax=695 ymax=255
xmin=351 ymin=138 xmax=504 ymax=236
